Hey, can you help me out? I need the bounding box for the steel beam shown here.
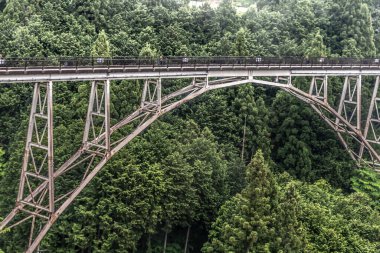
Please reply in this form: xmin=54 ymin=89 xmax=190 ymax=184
xmin=336 ymin=76 xmax=349 ymax=127
xmin=360 ymin=76 xmax=380 ymax=159
xmin=2 ymin=69 xmax=380 ymax=83
xmin=17 ymin=84 xmax=39 ymax=203
xmin=357 ymin=75 xmax=362 ymax=131
xmin=104 ymin=79 xmax=111 ymax=152
xmin=47 ymin=81 xmax=54 ymax=213
xmin=83 ymin=81 xmax=96 ymax=144
xmin=1 ymin=82 xmax=55 ymax=250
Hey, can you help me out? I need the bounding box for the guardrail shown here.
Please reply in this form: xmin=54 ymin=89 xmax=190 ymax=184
xmin=0 ymin=56 xmax=379 ymax=69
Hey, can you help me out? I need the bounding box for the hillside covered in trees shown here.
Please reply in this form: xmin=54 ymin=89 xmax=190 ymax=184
xmin=0 ymin=0 xmax=380 ymax=252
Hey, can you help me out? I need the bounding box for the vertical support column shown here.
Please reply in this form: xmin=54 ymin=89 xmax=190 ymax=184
xmin=6 ymin=81 xmax=56 ymax=250
xmin=141 ymin=80 xmax=148 ymax=108
xmin=308 ymin=76 xmax=315 ymax=95
xmin=324 ymin=75 xmax=328 ymax=104
xmin=309 ymin=76 xmax=327 ymax=103
xmin=335 ymin=76 xmax=360 ymax=127
xmin=104 ymin=79 xmax=111 ymax=152
xmin=140 ymin=79 xmax=162 ymax=111
xmin=16 ymin=82 xmax=55 ymax=212
xmin=157 ymin=78 xmax=162 ymax=112
xmin=333 ymin=75 xmax=365 ymax=162
xmin=359 ymin=76 xmax=380 ymax=159
xmin=17 ymin=84 xmax=39 ymax=203
xmin=83 ymin=81 xmax=96 ymax=144
xmin=47 ymin=81 xmax=54 ymax=212
xmin=336 ymin=76 xmax=349 ymax=126
xmin=357 ymin=75 xmax=362 ymax=131
xmin=82 ymin=80 xmax=111 ymax=153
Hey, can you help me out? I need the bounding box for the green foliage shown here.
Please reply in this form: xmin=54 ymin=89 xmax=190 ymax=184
xmin=342 ymin=38 xmax=362 ymax=58
xmin=233 ymin=28 xmax=249 ymax=56
xmin=159 ymin=23 xmax=189 ymax=56
xmin=298 ymin=179 xmax=380 ymax=252
xmin=274 ymin=182 xmax=306 ymax=252
xmin=303 ymin=29 xmax=327 ymax=57
xmin=110 ymin=31 xmax=139 ymax=56
xmin=216 ymin=0 xmax=240 ymax=35
xmin=352 ymin=167 xmax=380 ymax=205
xmin=139 ymin=43 xmax=159 ymax=57
xmin=152 ymin=243 xmax=182 ymax=253
xmin=0 ymin=0 xmax=379 ymax=251
xmin=39 ymin=119 xmax=229 ymax=252
xmin=203 ymin=150 xmax=306 ymax=252
xmin=270 ymin=90 xmax=356 ymax=188
xmin=328 ymin=0 xmax=376 ymax=57
xmin=91 ymin=29 xmax=111 ymax=57
xmin=0 ymin=149 xmax=5 ymax=180
xmin=0 ymin=149 xmax=5 ymax=253
xmin=204 ymin=164 xmax=380 ymax=252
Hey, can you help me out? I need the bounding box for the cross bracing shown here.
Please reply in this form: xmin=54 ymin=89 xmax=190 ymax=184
xmin=1 ymin=57 xmax=380 ymax=252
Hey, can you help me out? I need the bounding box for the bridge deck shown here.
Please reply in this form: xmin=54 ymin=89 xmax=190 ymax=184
xmin=1 ymin=56 xmax=380 ymax=82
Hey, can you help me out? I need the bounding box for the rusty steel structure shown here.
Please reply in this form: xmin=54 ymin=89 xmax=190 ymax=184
xmin=1 ymin=57 xmax=380 ymax=252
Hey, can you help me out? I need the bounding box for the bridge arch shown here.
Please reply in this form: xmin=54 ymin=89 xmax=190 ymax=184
xmin=1 ymin=72 xmax=380 ymax=252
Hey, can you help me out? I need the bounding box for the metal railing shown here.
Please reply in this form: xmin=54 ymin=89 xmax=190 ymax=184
xmin=0 ymin=56 xmax=379 ymax=69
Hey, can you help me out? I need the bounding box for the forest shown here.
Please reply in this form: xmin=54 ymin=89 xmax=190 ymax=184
xmin=0 ymin=0 xmax=380 ymax=252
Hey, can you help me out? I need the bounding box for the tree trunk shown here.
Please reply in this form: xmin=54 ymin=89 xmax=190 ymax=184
xmin=184 ymin=225 xmax=191 ymax=253
xmin=163 ymin=230 xmax=168 ymax=253
xmin=147 ymin=234 xmax=152 ymax=253
xmin=241 ymin=115 xmax=247 ymax=160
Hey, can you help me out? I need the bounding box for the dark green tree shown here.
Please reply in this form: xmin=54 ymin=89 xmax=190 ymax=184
xmin=202 ymin=150 xmax=279 ymax=252
xmin=216 ymin=0 xmax=240 ymax=35
xmin=329 ymin=0 xmax=376 ymax=57
xmin=0 ymin=149 xmax=5 ymax=181
xmin=274 ymin=181 xmax=307 ymax=252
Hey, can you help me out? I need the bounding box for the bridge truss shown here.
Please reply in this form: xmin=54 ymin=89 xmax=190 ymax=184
xmin=1 ymin=67 xmax=380 ymax=252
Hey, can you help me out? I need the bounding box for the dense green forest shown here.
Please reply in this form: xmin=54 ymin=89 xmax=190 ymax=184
xmin=0 ymin=0 xmax=380 ymax=252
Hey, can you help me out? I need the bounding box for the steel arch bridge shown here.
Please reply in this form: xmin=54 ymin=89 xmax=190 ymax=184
xmin=1 ymin=56 xmax=380 ymax=252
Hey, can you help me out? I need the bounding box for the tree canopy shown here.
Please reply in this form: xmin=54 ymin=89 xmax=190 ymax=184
xmin=0 ymin=0 xmax=379 ymax=252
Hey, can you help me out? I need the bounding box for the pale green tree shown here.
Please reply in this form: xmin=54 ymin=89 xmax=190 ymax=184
xmin=91 ymin=30 xmax=111 ymax=57
xmin=139 ymin=43 xmax=159 ymax=58
xmin=234 ymin=28 xmax=249 ymax=56
xmin=303 ymin=29 xmax=327 ymax=58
